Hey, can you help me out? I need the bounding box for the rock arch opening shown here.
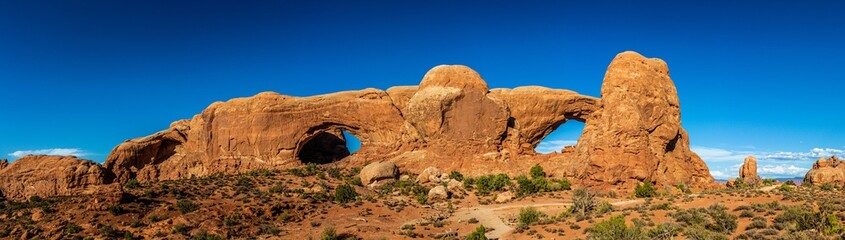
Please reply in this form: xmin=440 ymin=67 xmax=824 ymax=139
xmin=343 ymin=130 xmax=361 ymax=154
xmin=297 ymin=131 xmax=351 ymax=164
xmin=534 ymin=120 xmax=585 ymax=154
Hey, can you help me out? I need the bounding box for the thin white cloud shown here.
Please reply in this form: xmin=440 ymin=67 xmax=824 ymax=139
xmin=761 ymin=148 xmax=845 ymax=161
xmin=8 ymin=148 xmax=87 ymax=158
xmin=691 ymin=146 xmax=752 ymax=162
xmin=535 ymin=140 xmax=577 ymax=154
xmin=758 ymin=164 xmax=809 ymax=176
xmin=709 ymin=170 xmax=731 ymax=179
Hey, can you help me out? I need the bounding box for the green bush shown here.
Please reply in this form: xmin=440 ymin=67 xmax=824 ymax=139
xmin=321 ymin=226 xmax=337 ymax=240
xmin=683 ymin=225 xmax=728 ymax=240
xmin=670 ymin=204 xmax=736 ymax=234
xmin=124 ymin=179 xmax=141 ymax=189
xmin=634 ymin=182 xmax=657 ymax=198
xmin=820 ymin=183 xmax=835 ymax=191
xmin=589 ymin=215 xmax=646 ymax=240
xmin=192 ymin=231 xmax=225 ymax=240
xmin=474 ymin=174 xmax=511 ymax=195
xmin=824 ymin=213 xmax=844 ymax=235
xmin=334 ymin=184 xmax=358 ymax=204
xmin=530 ymin=164 xmax=545 ymax=178
xmin=108 ymin=205 xmax=124 ymax=216
xmin=466 ymin=225 xmax=488 ymax=240
xmin=65 ymin=223 xmax=82 ymax=235
xmin=176 ymin=200 xmax=200 ymax=214
xmin=778 ymin=184 xmax=794 ymax=192
xmin=449 ymin=171 xmax=464 ymax=181
xmin=518 ymin=207 xmax=544 ymax=225
xmin=647 ymin=222 xmax=679 ymax=240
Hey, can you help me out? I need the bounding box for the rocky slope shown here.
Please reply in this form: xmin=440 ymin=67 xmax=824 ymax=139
xmin=0 ymin=51 xmax=716 ymax=200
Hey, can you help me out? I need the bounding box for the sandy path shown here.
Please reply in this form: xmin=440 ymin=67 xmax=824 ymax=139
xmin=446 ymin=199 xmax=644 ymax=239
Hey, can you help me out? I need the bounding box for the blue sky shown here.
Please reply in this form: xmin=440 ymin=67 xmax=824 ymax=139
xmin=1 ymin=1 xmax=843 ymax=179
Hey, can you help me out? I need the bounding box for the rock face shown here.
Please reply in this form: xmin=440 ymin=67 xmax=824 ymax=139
xmin=739 ymin=155 xmax=761 ymax=184
xmin=0 ymin=159 xmax=7 ymax=170
xmin=573 ymin=52 xmax=713 ymax=189
xmin=0 ymin=51 xmax=716 ymax=200
xmin=0 ymin=155 xmax=112 ymax=201
xmin=804 ymin=156 xmax=845 ymax=186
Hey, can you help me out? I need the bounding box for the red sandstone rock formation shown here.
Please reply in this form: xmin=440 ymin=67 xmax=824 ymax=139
xmin=572 ymin=52 xmax=713 ymax=189
xmin=0 ymin=155 xmax=111 ymax=201
xmin=739 ymin=155 xmax=761 ymax=184
xmin=0 ymin=51 xmax=717 ymax=200
xmin=804 ymin=156 xmax=845 ymax=186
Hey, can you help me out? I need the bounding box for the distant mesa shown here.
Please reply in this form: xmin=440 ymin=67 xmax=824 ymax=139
xmin=0 ymin=51 xmax=716 ymax=201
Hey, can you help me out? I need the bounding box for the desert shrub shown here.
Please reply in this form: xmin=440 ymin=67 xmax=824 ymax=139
xmin=824 ymin=213 xmax=844 ymax=235
xmin=172 ymin=224 xmax=192 ymax=235
xmin=746 ymin=217 xmax=767 ymax=230
xmin=334 ymin=184 xmax=358 ymax=204
xmin=192 ymin=231 xmax=225 ymax=240
xmin=775 ymin=205 xmax=821 ymax=232
xmin=124 ymin=179 xmax=141 ymax=189
xmin=449 ymin=171 xmax=464 ymax=181
xmin=288 ymin=163 xmax=321 ymax=177
xmin=108 ymin=205 xmax=124 ymax=216
xmin=647 ymin=222 xmax=679 ymax=240
xmin=588 ymin=215 xmax=646 ymax=240
xmin=519 ymin=207 xmax=544 ymax=225
xmin=683 ymin=225 xmax=728 ymax=240
xmin=247 ymin=168 xmax=274 ymax=177
xmin=784 ymin=180 xmax=796 ymax=186
xmin=820 ymin=183 xmax=835 ymax=191
xmin=29 ymin=196 xmax=42 ymax=202
xmin=779 ymin=184 xmax=795 ymax=192
xmin=761 ymin=178 xmax=777 ymax=185
xmin=321 ymin=226 xmax=337 ymax=240
xmin=474 ymin=174 xmax=511 ymax=195
xmin=595 ymin=201 xmax=614 ymax=215
xmin=740 ymin=210 xmax=754 ymax=218
xmin=515 ymin=175 xmax=540 ymax=196
xmin=176 ymin=200 xmax=200 ymax=214
xmin=671 ymin=204 xmax=737 ymax=234
xmin=65 ymin=223 xmax=82 ymax=235
xmin=570 ymin=188 xmax=598 ymax=216
xmin=466 ymin=225 xmax=488 ymax=240
xmin=326 ymin=167 xmax=342 ymax=179
xmin=530 ymin=164 xmax=546 ymax=178
xmin=634 ymin=182 xmax=657 ymax=198
xmin=225 ymin=213 xmax=242 ymax=226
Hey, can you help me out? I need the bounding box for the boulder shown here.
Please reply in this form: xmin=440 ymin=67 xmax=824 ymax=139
xmin=427 ymin=186 xmax=448 ymax=202
xmin=0 ymin=155 xmax=111 ymax=201
xmin=804 ymin=156 xmax=845 ymax=186
xmin=726 ymin=178 xmax=736 ymax=188
xmin=446 ymin=179 xmax=464 ymax=195
xmin=359 ymin=161 xmax=399 ymax=187
xmin=495 ymin=191 xmax=513 ymax=203
xmin=417 ymin=167 xmax=441 ymax=184
xmin=739 ymin=155 xmax=762 ymax=185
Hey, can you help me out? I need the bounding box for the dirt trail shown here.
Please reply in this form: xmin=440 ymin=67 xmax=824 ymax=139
xmin=446 ymin=199 xmax=643 ymax=239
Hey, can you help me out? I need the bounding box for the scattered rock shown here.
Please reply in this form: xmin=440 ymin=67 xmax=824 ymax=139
xmin=804 ymin=156 xmax=845 ymax=186
xmin=726 ymin=178 xmax=736 ymax=188
xmin=495 ymin=191 xmax=513 ymax=203
xmin=417 ymin=167 xmax=441 ymax=184
xmin=446 ymin=179 xmax=463 ymax=194
xmin=427 ymin=186 xmax=448 ymax=202
xmin=359 ymin=161 xmax=399 ymax=187
xmin=739 ymin=155 xmax=761 ymax=185
xmin=399 ymin=174 xmax=410 ymax=181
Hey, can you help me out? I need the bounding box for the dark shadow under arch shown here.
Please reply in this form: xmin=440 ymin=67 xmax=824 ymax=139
xmin=297 ymin=132 xmax=351 ymax=164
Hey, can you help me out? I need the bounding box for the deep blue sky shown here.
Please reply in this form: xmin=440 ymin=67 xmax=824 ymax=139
xmin=1 ymin=1 xmax=843 ymax=178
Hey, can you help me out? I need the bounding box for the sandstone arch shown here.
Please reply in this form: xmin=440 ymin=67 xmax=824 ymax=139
xmin=0 ymin=51 xmax=719 ymax=201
